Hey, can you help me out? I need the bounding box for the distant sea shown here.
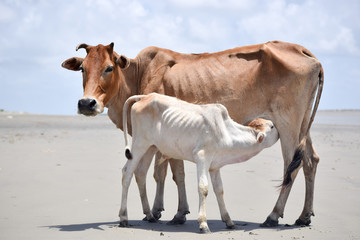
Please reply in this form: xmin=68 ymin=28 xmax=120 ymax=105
xmin=314 ymin=110 xmax=360 ymax=126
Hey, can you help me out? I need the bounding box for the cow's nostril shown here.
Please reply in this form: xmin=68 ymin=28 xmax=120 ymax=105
xmin=89 ymin=99 xmax=96 ymax=109
xmin=78 ymin=99 xmax=86 ymax=109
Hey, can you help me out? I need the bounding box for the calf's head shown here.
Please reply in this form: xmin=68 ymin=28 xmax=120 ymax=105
xmin=248 ymin=118 xmax=279 ymax=148
xmin=62 ymin=43 xmax=130 ymax=116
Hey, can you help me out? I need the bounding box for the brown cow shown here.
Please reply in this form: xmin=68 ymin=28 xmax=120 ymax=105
xmin=62 ymin=41 xmax=323 ymax=227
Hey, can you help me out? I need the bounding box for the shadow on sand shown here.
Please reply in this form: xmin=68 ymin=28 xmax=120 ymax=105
xmin=46 ymin=219 xmax=306 ymax=233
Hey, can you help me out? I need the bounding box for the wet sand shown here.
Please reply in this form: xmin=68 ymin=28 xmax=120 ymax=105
xmin=0 ymin=110 xmax=359 ymax=239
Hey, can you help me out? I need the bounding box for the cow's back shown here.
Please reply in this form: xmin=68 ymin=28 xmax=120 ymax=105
xmin=137 ymin=41 xmax=322 ymax=125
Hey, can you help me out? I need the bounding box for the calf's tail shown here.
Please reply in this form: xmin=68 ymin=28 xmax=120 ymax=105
xmin=122 ymin=95 xmax=147 ymax=160
xmin=282 ymin=66 xmax=324 ymax=188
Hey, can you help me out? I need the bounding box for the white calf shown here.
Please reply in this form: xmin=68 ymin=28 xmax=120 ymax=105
xmin=119 ymin=93 xmax=279 ymax=233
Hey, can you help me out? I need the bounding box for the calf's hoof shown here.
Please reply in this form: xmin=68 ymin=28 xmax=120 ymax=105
xmin=199 ymin=226 xmax=211 ymax=234
xmin=260 ymin=217 xmax=279 ymax=227
xmin=295 ymin=218 xmax=311 ymax=226
xmin=119 ymin=220 xmax=129 ymax=227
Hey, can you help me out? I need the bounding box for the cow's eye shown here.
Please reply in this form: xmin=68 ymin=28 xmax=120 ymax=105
xmin=105 ymin=66 xmax=114 ymax=73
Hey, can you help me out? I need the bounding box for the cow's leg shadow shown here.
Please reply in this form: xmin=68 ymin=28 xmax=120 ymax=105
xmin=46 ymin=219 xmax=307 ymax=233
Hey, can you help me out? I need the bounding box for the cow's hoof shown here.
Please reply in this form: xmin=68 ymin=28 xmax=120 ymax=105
xmin=295 ymin=218 xmax=311 ymax=226
xmin=199 ymin=226 xmax=211 ymax=234
xmin=152 ymin=211 xmax=162 ymax=220
xmin=260 ymin=217 xmax=279 ymax=227
xmin=226 ymin=223 xmax=235 ymax=229
xmin=142 ymin=216 xmax=157 ymax=222
xmin=167 ymin=215 xmax=187 ymax=225
xmin=119 ymin=220 xmax=129 ymax=227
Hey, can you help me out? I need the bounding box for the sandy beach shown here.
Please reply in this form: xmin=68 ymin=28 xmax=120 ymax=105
xmin=0 ymin=110 xmax=359 ymax=240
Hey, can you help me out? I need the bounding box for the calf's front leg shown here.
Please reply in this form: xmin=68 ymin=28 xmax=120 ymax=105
xmin=196 ymin=151 xmax=211 ymax=233
xmin=209 ymin=169 xmax=234 ymax=229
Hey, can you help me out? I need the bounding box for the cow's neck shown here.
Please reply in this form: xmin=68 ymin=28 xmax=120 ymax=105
xmin=107 ymin=58 xmax=142 ymax=130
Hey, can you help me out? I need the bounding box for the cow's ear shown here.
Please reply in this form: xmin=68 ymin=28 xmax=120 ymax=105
xmin=257 ymin=132 xmax=265 ymax=143
xmin=62 ymin=57 xmax=84 ymax=71
xmin=117 ymin=55 xmax=130 ymax=69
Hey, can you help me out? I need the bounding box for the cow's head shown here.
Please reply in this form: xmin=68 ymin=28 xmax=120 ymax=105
xmin=62 ymin=43 xmax=130 ymax=116
xmin=248 ymin=118 xmax=279 ymax=148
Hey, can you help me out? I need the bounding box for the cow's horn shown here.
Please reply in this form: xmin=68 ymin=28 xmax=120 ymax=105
xmin=76 ymin=43 xmax=89 ymax=51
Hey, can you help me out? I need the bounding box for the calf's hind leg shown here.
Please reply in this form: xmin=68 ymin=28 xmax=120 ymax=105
xmin=134 ymin=148 xmax=158 ymax=222
xmin=119 ymin=146 xmax=152 ymax=227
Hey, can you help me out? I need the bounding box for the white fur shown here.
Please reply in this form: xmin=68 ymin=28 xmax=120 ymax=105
xmin=120 ymin=93 xmax=279 ymax=232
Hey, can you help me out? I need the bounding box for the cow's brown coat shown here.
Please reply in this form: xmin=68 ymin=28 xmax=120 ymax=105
xmin=62 ymin=40 xmax=323 ymax=226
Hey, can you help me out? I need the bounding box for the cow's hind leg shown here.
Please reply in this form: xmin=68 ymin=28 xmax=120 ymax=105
xmin=167 ymin=159 xmax=190 ymax=225
xmin=296 ymin=136 xmax=319 ymax=226
xmin=210 ymin=169 xmax=234 ymax=229
xmin=261 ymin=125 xmax=302 ymax=227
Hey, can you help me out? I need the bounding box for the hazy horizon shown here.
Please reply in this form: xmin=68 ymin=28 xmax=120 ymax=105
xmin=1 ymin=0 xmax=359 ymax=114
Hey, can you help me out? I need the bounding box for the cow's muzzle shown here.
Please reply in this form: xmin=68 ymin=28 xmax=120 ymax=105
xmin=78 ymin=98 xmax=100 ymax=116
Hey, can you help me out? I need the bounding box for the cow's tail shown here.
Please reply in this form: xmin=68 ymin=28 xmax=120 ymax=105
xmin=122 ymin=95 xmax=147 ymax=160
xmin=282 ymin=66 xmax=324 ymax=188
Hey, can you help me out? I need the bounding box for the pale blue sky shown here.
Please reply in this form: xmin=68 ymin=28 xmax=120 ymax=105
xmin=1 ymin=0 xmax=359 ymax=115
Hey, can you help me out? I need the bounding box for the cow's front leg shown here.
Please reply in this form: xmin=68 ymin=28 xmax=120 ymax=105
xmin=135 ymin=147 xmax=158 ymax=222
xmin=151 ymin=151 xmax=168 ymax=220
xmin=210 ymin=169 xmax=234 ymax=229
xmin=167 ymin=159 xmax=190 ymax=225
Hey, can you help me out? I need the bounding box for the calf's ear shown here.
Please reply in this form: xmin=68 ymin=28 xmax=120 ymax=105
xmin=117 ymin=55 xmax=130 ymax=69
xmin=257 ymin=132 xmax=265 ymax=143
xmin=61 ymin=57 xmax=84 ymax=71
